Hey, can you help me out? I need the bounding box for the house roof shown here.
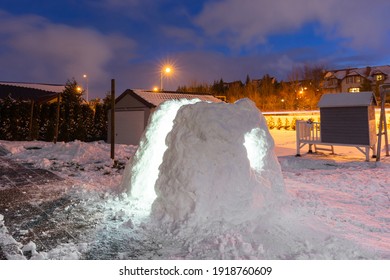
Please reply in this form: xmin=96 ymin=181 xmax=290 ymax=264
xmin=117 ymin=89 xmax=223 ymax=108
xmin=0 ymin=81 xmax=65 ymax=103
xmin=318 ymin=92 xmax=377 ymax=108
xmin=325 ymin=65 xmax=390 ymax=83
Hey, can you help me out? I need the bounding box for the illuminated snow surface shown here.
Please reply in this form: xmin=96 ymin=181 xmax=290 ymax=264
xmin=0 ymin=100 xmax=389 ymax=259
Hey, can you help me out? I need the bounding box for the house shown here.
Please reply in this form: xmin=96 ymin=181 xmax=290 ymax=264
xmin=0 ymin=81 xmax=65 ymax=103
xmin=108 ymin=89 xmax=223 ymax=145
xmin=322 ymin=65 xmax=390 ymax=94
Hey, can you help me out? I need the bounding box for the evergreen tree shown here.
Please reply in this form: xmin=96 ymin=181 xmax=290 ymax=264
xmin=58 ymin=78 xmax=90 ymax=142
xmin=284 ymin=118 xmax=290 ymax=130
xmin=0 ymin=96 xmax=13 ymax=140
xmin=92 ymin=103 xmax=107 ymax=141
xmin=38 ymin=103 xmax=56 ymax=141
xmin=245 ymin=74 xmax=251 ymax=86
xmin=276 ymin=118 xmax=283 ymax=130
xmin=211 ymin=79 xmax=226 ymax=95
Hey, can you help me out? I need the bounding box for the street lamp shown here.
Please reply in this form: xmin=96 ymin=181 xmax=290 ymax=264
xmin=160 ymin=66 xmax=172 ymax=91
xmin=83 ymin=74 xmax=89 ymax=102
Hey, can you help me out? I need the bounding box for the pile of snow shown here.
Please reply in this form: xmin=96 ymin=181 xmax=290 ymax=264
xmin=0 ymin=214 xmax=26 ymax=260
xmin=1 ymin=140 xmax=136 ymax=190
xmin=2 ymin=140 xmax=135 ymax=168
xmin=123 ymin=98 xmax=285 ymax=228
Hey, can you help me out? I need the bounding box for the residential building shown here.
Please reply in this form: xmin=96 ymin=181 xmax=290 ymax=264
xmin=322 ymin=65 xmax=390 ymax=94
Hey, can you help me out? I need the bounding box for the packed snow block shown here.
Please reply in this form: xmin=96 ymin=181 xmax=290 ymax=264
xmin=123 ymin=98 xmax=285 ymax=226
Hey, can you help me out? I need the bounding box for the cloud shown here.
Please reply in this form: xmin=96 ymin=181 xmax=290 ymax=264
xmin=161 ymin=25 xmax=205 ymax=48
xmin=194 ymin=0 xmax=390 ymax=51
xmin=0 ymin=10 xmax=136 ymax=97
xmin=92 ymin=0 xmax=159 ymax=20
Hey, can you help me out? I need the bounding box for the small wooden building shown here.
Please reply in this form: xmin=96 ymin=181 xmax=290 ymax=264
xmin=108 ymin=89 xmax=222 ymax=145
xmin=0 ymin=82 xmax=65 ymax=141
xmin=317 ymin=92 xmax=377 ymax=146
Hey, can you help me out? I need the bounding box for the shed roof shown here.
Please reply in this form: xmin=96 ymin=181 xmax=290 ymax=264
xmin=0 ymin=82 xmax=65 ymax=103
xmin=317 ymin=92 xmax=377 ymax=108
xmin=117 ymin=89 xmax=223 ymax=108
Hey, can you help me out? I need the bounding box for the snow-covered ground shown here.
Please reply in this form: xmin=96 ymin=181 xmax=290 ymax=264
xmin=0 ymin=128 xmax=389 ymax=260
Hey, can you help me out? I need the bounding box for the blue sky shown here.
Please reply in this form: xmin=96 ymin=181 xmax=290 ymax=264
xmin=1 ymin=0 xmax=389 ymax=99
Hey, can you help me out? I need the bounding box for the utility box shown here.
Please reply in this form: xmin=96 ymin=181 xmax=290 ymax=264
xmin=317 ymin=92 xmax=377 ymax=146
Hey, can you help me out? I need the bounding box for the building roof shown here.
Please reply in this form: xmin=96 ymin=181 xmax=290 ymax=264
xmin=0 ymin=81 xmax=65 ymax=103
xmin=318 ymin=92 xmax=377 ymax=108
xmin=117 ymin=89 xmax=223 ymax=108
xmin=324 ymin=65 xmax=390 ymax=83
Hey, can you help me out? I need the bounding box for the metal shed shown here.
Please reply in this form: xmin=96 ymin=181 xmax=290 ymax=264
xmin=108 ymin=89 xmax=222 ymax=145
xmin=317 ymin=92 xmax=377 ymax=146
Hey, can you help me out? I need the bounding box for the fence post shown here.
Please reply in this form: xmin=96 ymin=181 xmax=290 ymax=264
xmin=53 ymin=93 xmax=60 ymax=144
xmin=296 ymin=121 xmax=301 ymax=156
xmin=376 ymin=84 xmax=390 ymax=161
xmin=28 ymin=99 xmax=34 ymax=140
xmin=110 ymin=79 xmax=115 ymax=160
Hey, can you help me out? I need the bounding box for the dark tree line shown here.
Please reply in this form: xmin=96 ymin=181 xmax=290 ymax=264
xmin=0 ymin=79 xmax=111 ymax=142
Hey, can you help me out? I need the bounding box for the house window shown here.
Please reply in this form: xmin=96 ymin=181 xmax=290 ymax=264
xmin=375 ymin=74 xmax=384 ymax=81
xmin=348 ymin=87 xmax=360 ymax=93
xmin=346 ymin=75 xmax=361 ymax=84
xmin=346 ymin=76 xmax=354 ymax=84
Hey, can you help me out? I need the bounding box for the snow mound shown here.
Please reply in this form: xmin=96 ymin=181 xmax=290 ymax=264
xmin=123 ymin=98 xmax=285 ymax=228
xmin=152 ymin=99 xmax=285 ymax=226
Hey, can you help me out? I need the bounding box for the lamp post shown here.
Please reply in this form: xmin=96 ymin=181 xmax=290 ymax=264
xmin=83 ymin=74 xmax=89 ymax=102
xmin=160 ymin=66 xmax=171 ymax=91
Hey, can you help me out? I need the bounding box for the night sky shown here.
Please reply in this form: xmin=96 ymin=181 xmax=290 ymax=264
xmin=1 ymin=0 xmax=389 ymax=99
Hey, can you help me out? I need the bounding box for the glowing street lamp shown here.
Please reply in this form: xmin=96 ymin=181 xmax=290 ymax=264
xmin=83 ymin=74 xmax=89 ymax=102
xmin=160 ymin=66 xmax=172 ymax=91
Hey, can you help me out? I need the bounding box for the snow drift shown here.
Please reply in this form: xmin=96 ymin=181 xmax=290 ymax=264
xmin=122 ymin=98 xmax=285 ymax=227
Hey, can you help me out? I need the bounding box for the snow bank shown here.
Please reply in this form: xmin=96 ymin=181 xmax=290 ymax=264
xmin=2 ymin=140 xmax=136 ymax=191
xmin=3 ymin=140 xmax=134 ymax=167
xmin=123 ymin=98 xmax=285 ymax=228
xmin=0 ymin=214 xmax=26 ymax=260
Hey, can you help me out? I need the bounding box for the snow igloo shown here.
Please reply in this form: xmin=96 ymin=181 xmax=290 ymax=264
xmin=122 ymin=98 xmax=285 ymax=226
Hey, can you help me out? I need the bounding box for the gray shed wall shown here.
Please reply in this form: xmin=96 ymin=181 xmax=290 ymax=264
xmin=107 ymin=94 xmax=152 ymax=145
xmin=320 ymin=106 xmax=376 ymax=145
